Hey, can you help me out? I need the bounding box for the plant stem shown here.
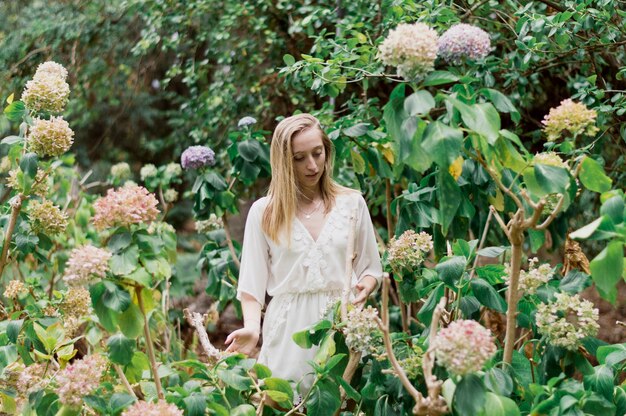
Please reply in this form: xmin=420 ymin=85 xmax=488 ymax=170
xmin=341 ymin=208 xmax=358 ymax=322
xmin=503 ymin=238 xmax=523 ymax=366
xmin=385 ymin=179 xmax=394 ymax=239
xmin=114 ymin=364 xmax=137 ymax=398
xmin=0 ymin=194 xmax=25 ymax=278
xmin=136 ymin=286 xmax=164 ymax=399
xmin=222 ymin=213 xmax=241 ymax=269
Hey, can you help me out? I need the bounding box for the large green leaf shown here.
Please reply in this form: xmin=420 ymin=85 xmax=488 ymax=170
xmin=436 ymin=256 xmax=466 ymax=286
xmin=421 ymin=121 xmax=463 ymax=167
xmin=107 ymin=333 xmax=135 ymax=365
xmin=559 ymin=270 xmax=591 ymax=294
xmin=579 ymin=156 xmax=612 ymax=193
xmin=183 ymin=394 xmax=207 ymax=416
xmin=424 ymin=71 xmax=459 ymax=86
xmin=583 ymin=365 xmax=614 ymax=401
xmin=230 ymin=404 xmax=255 ymax=416
xmin=589 ymin=241 xmax=624 ymax=302
xmin=437 ymin=169 xmax=461 ymax=235
xmin=453 ymin=374 xmax=487 ymax=416
xmin=481 ymin=89 xmax=521 ymax=123
xmin=404 ymin=90 xmax=435 ymax=116
xmin=600 ymin=196 xmax=625 ymax=225
xmin=596 ymin=343 xmax=626 ymax=368
xmin=306 ymin=379 xmax=341 ymax=416
xmin=4 ymin=100 xmax=25 ymax=122
xmin=471 ymin=278 xmax=507 ymax=312
xmin=101 ymin=281 xmax=131 ymax=312
xmin=480 ymin=392 xmax=520 ymax=416
xmin=19 ymin=152 xmax=38 ymax=178
xmin=110 ymin=245 xmax=140 ymax=276
xmin=217 ymin=368 xmax=252 ymax=391
xmin=118 ymin=303 xmax=143 ymax=339
xmin=534 ymin=164 xmax=569 ymax=195
xmin=449 ymin=98 xmax=501 ymax=144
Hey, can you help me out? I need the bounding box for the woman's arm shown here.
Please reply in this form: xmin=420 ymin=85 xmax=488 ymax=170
xmin=225 ymin=292 xmax=262 ymax=355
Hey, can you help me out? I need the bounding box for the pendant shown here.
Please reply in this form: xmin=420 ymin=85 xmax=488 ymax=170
xmin=305 ymin=214 xmax=311 ymax=219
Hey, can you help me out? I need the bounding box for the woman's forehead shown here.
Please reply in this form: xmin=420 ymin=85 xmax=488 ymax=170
xmin=292 ymin=128 xmax=323 ymax=153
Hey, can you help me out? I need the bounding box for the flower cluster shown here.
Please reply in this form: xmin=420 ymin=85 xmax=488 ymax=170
xmin=55 ymin=355 xmax=107 ymax=407
xmin=343 ymin=306 xmax=383 ymax=354
xmin=93 ymin=184 xmax=159 ymax=229
xmin=387 ymin=230 xmax=433 ymax=272
xmin=195 ymin=213 xmax=224 ymax=233
xmin=164 ymin=162 xmax=182 ymax=177
xmin=534 ymin=152 xmax=567 ymax=169
xmin=121 ymin=400 xmax=183 ymax=416
xmin=21 ymin=61 xmax=70 ymax=113
xmin=542 ymin=99 xmax=599 ymax=141
xmin=17 ymin=363 xmax=48 ymax=396
xmin=140 ymin=164 xmax=158 ymax=181
xmin=535 ymin=292 xmax=599 ymax=350
xmin=3 ymin=280 xmax=27 ymax=298
xmin=181 ymin=145 xmax=216 ymax=170
xmin=27 ymin=116 xmax=74 ymax=157
xmin=163 ymin=189 xmax=179 ymax=203
xmin=7 ymin=168 xmax=48 ymax=197
xmin=238 ymin=116 xmax=257 ymax=129
xmin=398 ymin=344 xmax=424 ymax=380
xmin=0 ymin=156 xmax=11 ymax=173
xmin=378 ymin=23 xmax=439 ymax=79
xmin=28 ymin=199 xmax=68 ymax=235
xmin=505 ymin=258 xmax=554 ymax=295
xmin=63 ymin=245 xmax=111 ymax=286
xmin=433 ymin=319 xmax=496 ymax=376
xmin=438 ymin=24 xmax=491 ymax=64
xmin=110 ymin=162 xmax=132 ymax=180
xmin=61 ymin=287 xmax=92 ymax=318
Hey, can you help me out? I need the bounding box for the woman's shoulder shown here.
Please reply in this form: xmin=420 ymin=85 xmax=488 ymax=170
xmin=249 ymin=196 xmax=270 ymax=215
xmin=334 ymin=186 xmax=366 ymax=206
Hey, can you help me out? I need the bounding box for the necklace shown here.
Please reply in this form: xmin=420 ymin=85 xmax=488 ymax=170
xmin=299 ymin=199 xmax=322 ymax=219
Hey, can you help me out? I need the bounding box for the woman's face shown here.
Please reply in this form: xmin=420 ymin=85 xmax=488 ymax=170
xmin=291 ymin=127 xmax=326 ymax=191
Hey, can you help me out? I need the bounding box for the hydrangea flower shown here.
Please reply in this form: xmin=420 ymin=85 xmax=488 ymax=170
xmin=387 ymin=230 xmax=433 ymax=272
xmin=378 ymin=23 xmax=439 ymax=79
xmin=534 ymin=152 xmax=567 ymax=168
xmin=7 ymin=168 xmax=48 ymax=197
xmin=140 ymin=164 xmax=158 ymax=181
xmin=110 ymin=162 xmax=132 ymax=180
xmin=433 ymin=320 xmax=496 ymax=376
xmin=535 ymin=292 xmax=599 ymax=350
xmin=27 ymin=116 xmax=74 ymax=157
xmin=63 ymin=245 xmax=111 ymax=286
xmin=181 ymin=145 xmax=216 ymax=170
xmin=343 ymin=306 xmax=383 ymax=354
xmin=92 ymin=184 xmax=159 ymax=230
xmin=398 ymin=344 xmax=424 ymax=380
xmin=542 ymin=99 xmax=599 ymax=141
xmin=34 ymin=61 xmax=69 ymax=80
xmin=22 ymin=71 xmax=70 ymax=113
xmin=195 ymin=214 xmax=224 ymax=233
xmin=61 ymin=287 xmax=92 ymax=318
xmin=121 ymin=400 xmax=184 ymax=416
xmin=504 ymin=258 xmax=554 ymax=295
xmin=17 ymin=363 xmax=48 ymax=397
xmin=28 ymin=199 xmax=68 ymax=235
xmin=164 ymin=162 xmax=182 ymax=177
xmin=163 ymin=189 xmax=178 ymax=203
xmin=237 ymin=116 xmax=257 ymax=128
xmin=56 ymin=355 xmax=107 ymax=407
xmin=0 ymin=156 xmax=12 ymax=173
xmin=438 ymin=24 xmax=491 ymax=64
xmin=3 ymin=280 xmax=27 ymax=298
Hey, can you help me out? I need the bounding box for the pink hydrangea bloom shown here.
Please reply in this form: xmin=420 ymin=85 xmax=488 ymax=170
xmin=542 ymin=99 xmax=599 ymax=141
xmin=433 ymin=320 xmax=496 ymax=376
xmin=63 ymin=245 xmax=111 ymax=286
xmin=56 ymin=355 xmax=107 ymax=407
xmin=438 ymin=24 xmax=491 ymax=64
xmin=378 ymin=23 xmax=439 ymax=79
xmin=93 ymin=184 xmax=159 ymax=230
xmin=121 ymin=400 xmax=183 ymax=416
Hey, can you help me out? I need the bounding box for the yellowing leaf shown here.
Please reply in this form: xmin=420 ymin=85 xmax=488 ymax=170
xmin=6 ymin=93 xmax=14 ymax=104
xmin=449 ymin=156 xmax=464 ymax=180
xmin=380 ymin=143 xmax=395 ymax=164
xmin=488 ymin=188 xmax=505 ymax=211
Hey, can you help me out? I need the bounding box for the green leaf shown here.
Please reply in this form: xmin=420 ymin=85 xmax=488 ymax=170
xmin=238 ymin=140 xmax=262 ymax=162
xmin=436 ymin=256 xmax=466 ymax=286
xmin=7 ymin=320 xmax=23 ymax=343
xmin=118 ymin=303 xmax=143 ymax=339
xmin=579 ymin=156 xmax=612 ymax=193
xmin=110 ymin=245 xmax=140 ymax=276
xmin=453 ymin=374 xmax=487 ymax=416
xmin=306 ymin=379 xmax=341 ymax=416
xmin=437 ymin=169 xmax=461 ymax=235
xmin=481 ymin=89 xmax=521 ymax=123
xmin=596 ymin=344 xmax=626 ymax=367
xmin=1 ymin=135 xmax=23 ymax=146
xmin=107 ymin=333 xmax=135 ymax=365
xmin=83 ymin=396 xmax=108 ymax=414
xmin=559 ymin=270 xmax=591 ymax=294
xmin=615 ymin=387 xmax=626 ymax=416
xmin=343 ymin=123 xmax=369 ymax=137
xmin=314 ymin=333 xmax=336 ymax=365
xmin=108 ymin=231 xmax=132 ymax=252
xmin=183 ymin=394 xmax=206 ymax=416
xmin=421 ymin=121 xmax=463 ymax=167
xmin=600 ymin=196 xmax=624 ymax=225
xmin=101 ymin=281 xmax=131 ymax=312
xmin=108 ymin=393 xmax=136 ymax=414
xmin=584 ymin=365 xmax=614 ymax=401
xmin=350 ymin=149 xmax=366 ymax=174
xmin=230 ymin=404 xmax=255 ymax=416
xmin=484 ymin=368 xmax=513 ymax=397
xmin=477 ymin=246 xmax=508 ymax=258
xmin=481 ymin=392 xmax=520 ymax=416
xmin=471 ymin=278 xmax=507 ymax=313
xmin=4 ymin=100 xmax=25 ymax=122
xmin=449 ymin=98 xmax=501 ymax=144
xmin=125 ymin=267 xmax=152 ymax=287
xmin=404 ymin=90 xmax=435 ymax=116
xmin=337 ymin=376 xmax=361 ymax=402
xmin=217 ymin=368 xmax=252 ymax=391
xmin=19 ymin=152 xmax=38 ymax=178
xmin=424 ymin=70 xmax=459 ymax=86
xmin=534 ymin=164 xmax=569 ymax=195
xmin=264 ymin=378 xmax=293 ymax=405
xmin=570 ymin=217 xmax=603 ymax=240
xmin=589 ymin=241 xmax=624 ymax=302
xmin=283 ymin=54 xmax=295 ymax=66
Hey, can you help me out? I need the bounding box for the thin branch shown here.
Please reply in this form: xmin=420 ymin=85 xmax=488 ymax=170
xmin=418 ymin=297 xmax=448 ymax=416
xmin=0 ymin=194 xmax=25 ymax=278
xmin=222 ymin=213 xmax=241 ymax=269
xmin=461 ymin=0 xmax=491 ymax=18
xmin=523 ymin=198 xmax=546 ymax=229
xmin=470 ymin=209 xmax=493 ymax=279
xmin=489 ymin=206 xmax=511 ymax=240
xmin=137 ymin=286 xmax=164 ymax=400
xmin=114 ymin=364 xmax=137 ymax=399
xmin=341 ymin=208 xmax=358 ymax=322
xmin=535 ymin=0 xmax=567 ymax=12
xmin=183 ymin=308 xmax=223 ymax=364
xmin=535 ymin=193 xmax=565 ymax=230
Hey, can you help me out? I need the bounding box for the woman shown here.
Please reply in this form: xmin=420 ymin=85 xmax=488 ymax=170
xmin=225 ymin=113 xmax=382 ymax=391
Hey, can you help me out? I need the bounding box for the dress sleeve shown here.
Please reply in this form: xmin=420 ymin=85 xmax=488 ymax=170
xmin=353 ymin=194 xmax=383 ymax=287
xmin=236 ymin=201 xmax=270 ymax=307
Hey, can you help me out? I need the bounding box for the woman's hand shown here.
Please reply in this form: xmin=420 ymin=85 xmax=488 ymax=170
xmin=352 ymin=275 xmax=378 ymax=308
xmin=225 ymin=327 xmax=260 ymax=356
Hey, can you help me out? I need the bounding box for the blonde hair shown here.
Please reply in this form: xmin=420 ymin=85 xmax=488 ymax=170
xmin=262 ymin=113 xmax=341 ymax=242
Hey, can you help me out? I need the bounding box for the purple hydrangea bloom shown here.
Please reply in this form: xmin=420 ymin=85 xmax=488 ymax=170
xmin=181 ymin=145 xmax=216 ymax=170
xmin=237 ymin=116 xmax=257 ymax=128
xmin=438 ymin=24 xmax=491 ymax=64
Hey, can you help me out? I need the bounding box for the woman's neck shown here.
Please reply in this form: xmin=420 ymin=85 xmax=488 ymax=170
xmin=298 ymin=186 xmax=322 ymax=202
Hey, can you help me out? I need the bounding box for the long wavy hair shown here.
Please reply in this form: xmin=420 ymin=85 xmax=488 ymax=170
xmin=262 ymin=113 xmax=341 ymax=243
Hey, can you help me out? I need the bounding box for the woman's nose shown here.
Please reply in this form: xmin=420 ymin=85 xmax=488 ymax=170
xmin=306 ymin=156 xmax=317 ymax=171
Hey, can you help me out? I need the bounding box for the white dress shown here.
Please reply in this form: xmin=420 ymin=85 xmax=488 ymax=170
xmin=236 ymin=191 xmax=383 ymax=389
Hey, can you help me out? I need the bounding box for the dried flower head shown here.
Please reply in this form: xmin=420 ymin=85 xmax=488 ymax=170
xmin=438 ymin=24 xmax=491 ymax=64
xmin=121 ymin=400 xmax=184 ymax=416
xmin=61 ymin=287 xmax=92 ymax=318
xmin=433 ymin=319 xmax=496 ymax=376
xmin=195 ymin=213 xmax=224 ymax=233
xmin=7 ymin=168 xmax=48 ymax=198
xmin=504 ymin=258 xmax=554 ymax=295
xmin=27 ymin=116 xmax=74 ymax=157
xmin=140 ymin=164 xmax=158 ymax=181
xmin=387 ymin=230 xmax=433 ymax=272
xmin=110 ymin=162 xmax=132 ymax=180
xmin=534 ymin=152 xmax=567 ymax=169
xmin=164 ymin=162 xmax=182 ymax=177
xmin=17 ymin=363 xmax=48 ymax=396
xmin=163 ymin=189 xmax=178 ymax=203
xmin=542 ymin=99 xmax=599 ymax=141
xmin=0 ymin=156 xmax=12 ymax=173
xmin=343 ymin=306 xmax=384 ymax=354
xmin=398 ymin=344 xmax=424 ymax=380
xmin=56 ymin=355 xmax=107 ymax=407
xmin=22 ymin=71 xmax=70 ymax=113
xmin=28 ymin=199 xmax=68 ymax=234
xmin=92 ymin=184 xmax=159 ymax=230
xmin=237 ymin=116 xmax=257 ymax=128
xmin=63 ymin=245 xmax=111 ymax=286
xmin=181 ymin=145 xmax=216 ymax=170
xmin=535 ymin=292 xmax=599 ymax=350
xmin=3 ymin=280 xmax=27 ymax=298
xmin=379 ymin=23 xmax=439 ymax=80
xmin=35 ymin=61 xmax=69 ymax=80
